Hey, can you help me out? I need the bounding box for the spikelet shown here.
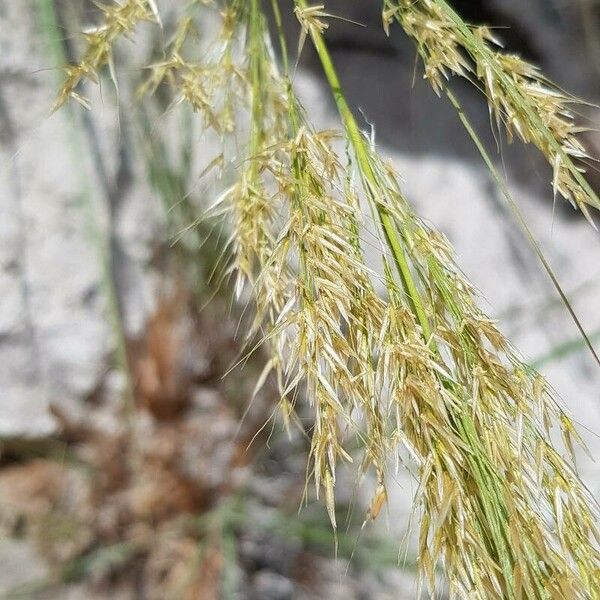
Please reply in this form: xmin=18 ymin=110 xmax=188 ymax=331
xmin=294 ymin=4 xmax=330 ymax=36
xmin=383 ymin=0 xmax=600 ymax=221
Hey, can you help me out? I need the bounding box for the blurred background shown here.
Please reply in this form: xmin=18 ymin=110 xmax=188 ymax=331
xmin=1 ymin=1 xmax=599 ymax=598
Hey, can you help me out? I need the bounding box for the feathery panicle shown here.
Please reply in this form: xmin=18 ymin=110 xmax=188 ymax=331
xmin=383 ymin=0 xmax=600 ymax=221
xmin=56 ymin=1 xmax=600 ymax=597
xmin=295 ymin=1 xmax=600 ymax=595
xmin=137 ymin=6 xmax=252 ymax=135
xmin=54 ymin=0 xmax=158 ymax=111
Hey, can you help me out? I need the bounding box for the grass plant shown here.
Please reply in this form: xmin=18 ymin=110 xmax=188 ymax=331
xmin=54 ymin=1 xmax=600 ymax=597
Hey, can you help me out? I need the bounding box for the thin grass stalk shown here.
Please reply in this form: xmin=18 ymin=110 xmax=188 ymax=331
xmin=443 ymin=87 xmax=600 ymax=369
xmin=38 ymin=0 xmax=136 ymax=421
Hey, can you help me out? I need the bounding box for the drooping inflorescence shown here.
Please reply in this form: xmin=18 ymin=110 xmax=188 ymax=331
xmin=383 ymin=0 xmax=600 ymax=223
xmin=56 ymin=1 xmax=600 ymax=597
xmin=54 ymin=0 xmax=159 ymax=110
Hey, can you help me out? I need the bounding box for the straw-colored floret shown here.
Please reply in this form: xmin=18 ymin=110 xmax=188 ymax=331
xmin=55 ymin=1 xmax=600 ymax=597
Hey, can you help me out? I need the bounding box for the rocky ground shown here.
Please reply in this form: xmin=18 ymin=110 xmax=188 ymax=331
xmin=1 ymin=1 xmax=599 ymax=598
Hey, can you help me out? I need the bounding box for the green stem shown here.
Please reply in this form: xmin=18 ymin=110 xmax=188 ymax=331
xmin=270 ymin=0 xmax=290 ymax=76
xmin=248 ymin=0 xmax=266 ymax=172
xmin=445 ymin=88 xmax=600 ymax=369
xmin=294 ymin=5 xmax=517 ymax=589
xmin=295 ymin=0 xmax=433 ymax=343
